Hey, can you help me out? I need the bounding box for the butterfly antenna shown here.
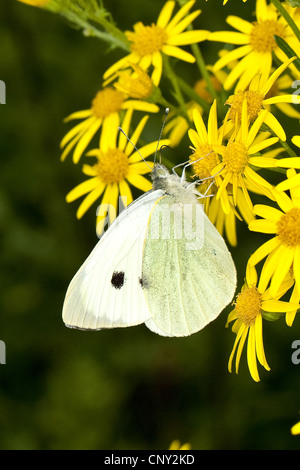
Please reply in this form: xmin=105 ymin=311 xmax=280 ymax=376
xmin=154 ymin=107 xmax=170 ymax=165
xmin=118 ymin=127 xmax=152 ymax=170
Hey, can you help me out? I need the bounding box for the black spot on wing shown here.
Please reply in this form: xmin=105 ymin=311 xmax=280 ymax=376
xmin=139 ymin=277 xmax=149 ymax=289
xmin=111 ymin=271 xmax=125 ymax=289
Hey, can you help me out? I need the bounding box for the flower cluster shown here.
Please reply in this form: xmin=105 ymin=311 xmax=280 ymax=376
xmin=19 ymin=0 xmax=300 ymax=436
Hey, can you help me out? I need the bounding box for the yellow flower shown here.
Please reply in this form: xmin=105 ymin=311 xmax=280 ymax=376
xmin=274 ymin=169 xmax=300 ymax=326
xmin=60 ymin=86 xmax=158 ymax=164
xmin=275 ymin=140 xmax=300 ymax=192
xmin=188 ymin=101 xmax=222 ymax=182
xmin=226 ymin=263 xmax=297 ymax=382
xmin=169 ymin=440 xmax=191 ymax=450
xmin=103 ymin=0 xmax=208 ymax=86
xmin=249 ymin=171 xmax=300 ymax=299
xmin=209 ymin=0 xmax=300 ymax=91
xmin=111 ymin=64 xmax=156 ymax=101
xmin=17 ymin=0 xmax=49 ymax=6
xmin=212 ymin=100 xmax=279 ymax=214
xmin=225 ymin=57 xmax=299 ymax=141
xmin=187 ymin=101 xmax=254 ymax=246
xmin=66 ymin=109 xmax=170 ymax=235
xmin=291 ymin=421 xmax=300 ymax=435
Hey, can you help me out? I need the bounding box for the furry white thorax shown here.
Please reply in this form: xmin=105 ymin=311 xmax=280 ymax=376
xmin=151 ymin=164 xmax=200 ymax=205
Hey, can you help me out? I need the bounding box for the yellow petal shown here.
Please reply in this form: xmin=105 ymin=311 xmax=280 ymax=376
xmin=118 ymin=108 xmax=134 ymax=151
xmin=263 ymin=112 xmax=286 ymax=141
xmin=126 ymin=173 xmax=152 ymax=192
xmin=248 ymin=137 xmax=279 ymax=156
xmin=167 ymin=29 xmax=208 ymax=46
xmin=228 ymin=323 xmax=246 ymax=373
xmin=270 ymin=247 xmax=294 ymax=297
xmin=253 ymin=204 xmax=282 ymax=221
xmin=119 ymin=180 xmax=133 ymax=206
xmin=276 ymin=173 xmax=300 ymax=192
xmin=257 ymin=244 xmax=285 ymax=293
xmin=248 ymin=218 xmax=277 ymax=233
xmin=122 ymin=99 xmax=160 ymax=113
xmin=213 ymin=45 xmax=252 ymax=72
xmin=66 ymin=177 xmax=99 ymax=203
xmin=262 ymin=299 xmax=300 ymax=312
xmin=63 ymin=109 xmax=92 ymax=122
xmin=73 ymin=119 xmax=102 ymax=164
xmin=156 ymin=0 xmax=175 ymax=28
xmin=165 ymin=0 xmax=195 ymax=31
xmin=167 ymin=10 xmax=200 ymax=36
xmin=192 ymin=108 xmax=208 ymax=143
xmin=226 ymin=15 xmax=253 ymax=34
xmin=208 ymin=31 xmax=249 ymax=45
xmin=247 ymin=325 xmax=260 ymax=382
xmin=77 ymin=184 xmax=105 ymax=219
xmin=103 ymin=54 xmax=135 ymax=80
xmin=60 ymin=116 xmax=96 ymax=148
xmin=273 ymin=189 xmax=294 ymax=213
xmin=161 ymin=45 xmax=196 ymax=63
xmin=291 ymin=422 xmax=300 ymax=435
xmin=124 ymin=115 xmax=149 ymax=156
xmin=100 ymin=112 xmax=120 ymax=153
xmin=254 ymin=314 xmax=270 ymax=370
xmin=248 ymin=237 xmax=279 ymax=266
xmin=248 ymin=156 xmax=280 ymax=168
xmin=276 ymin=157 xmax=300 ymax=169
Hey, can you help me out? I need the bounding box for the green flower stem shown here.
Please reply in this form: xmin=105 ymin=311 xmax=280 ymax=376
xmin=66 ymin=13 xmax=129 ymax=51
xmin=278 ymin=139 xmax=298 ymax=158
xmin=177 ymin=77 xmax=210 ymax=114
xmin=189 ymin=42 xmax=217 ymax=102
xmin=175 ymin=0 xmax=217 ymax=103
xmin=57 ymin=4 xmax=130 ymax=52
xmin=163 ymin=54 xmax=191 ymax=123
xmin=270 ymin=0 xmax=300 ymax=43
xmin=87 ymin=11 xmax=130 ymax=50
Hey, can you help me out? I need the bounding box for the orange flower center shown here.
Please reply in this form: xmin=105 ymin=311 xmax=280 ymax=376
xmin=277 ymin=207 xmax=300 ymax=246
xmin=234 ymin=286 xmax=261 ymax=326
xmin=126 ymin=22 xmax=168 ymax=56
xmin=91 ymin=88 xmax=125 ymax=118
xmin=189 ymin=145 xmax=220 ymax=179
xmin=249 ymin=20 xmax=286 ymax=53
xmin=223 ymin=141 xmax=248 ymax=173
xmin=227 ymin=90 xmax=264 ymax=122
xmin=96 ymin=148 xmax=129 ymax=184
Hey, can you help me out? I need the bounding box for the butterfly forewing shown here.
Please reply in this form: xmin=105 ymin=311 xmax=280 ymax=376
xmin=62 ymin=190 xmax=163 ymax=330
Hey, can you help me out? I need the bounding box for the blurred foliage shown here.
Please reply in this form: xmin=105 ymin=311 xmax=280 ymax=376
xmin=0 ymin=0 xmax=299 ymax=450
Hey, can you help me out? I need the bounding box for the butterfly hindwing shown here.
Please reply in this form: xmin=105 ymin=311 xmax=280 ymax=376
xmin=62 ymin=189 xmax=163 ymax=330
xmin=142 ymin=194 xmax=237 ymax=337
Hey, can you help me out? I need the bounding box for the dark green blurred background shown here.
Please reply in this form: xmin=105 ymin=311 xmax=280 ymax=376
xmin=0 ymin=0 xmax=299 ymax=450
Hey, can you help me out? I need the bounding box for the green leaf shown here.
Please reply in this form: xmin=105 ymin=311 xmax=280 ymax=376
xmin=274 ymin=35 xmax=300 ymax=71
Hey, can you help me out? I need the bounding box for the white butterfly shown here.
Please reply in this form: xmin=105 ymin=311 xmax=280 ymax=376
xmin=62 ymin=163 xmax=237 ymax=337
